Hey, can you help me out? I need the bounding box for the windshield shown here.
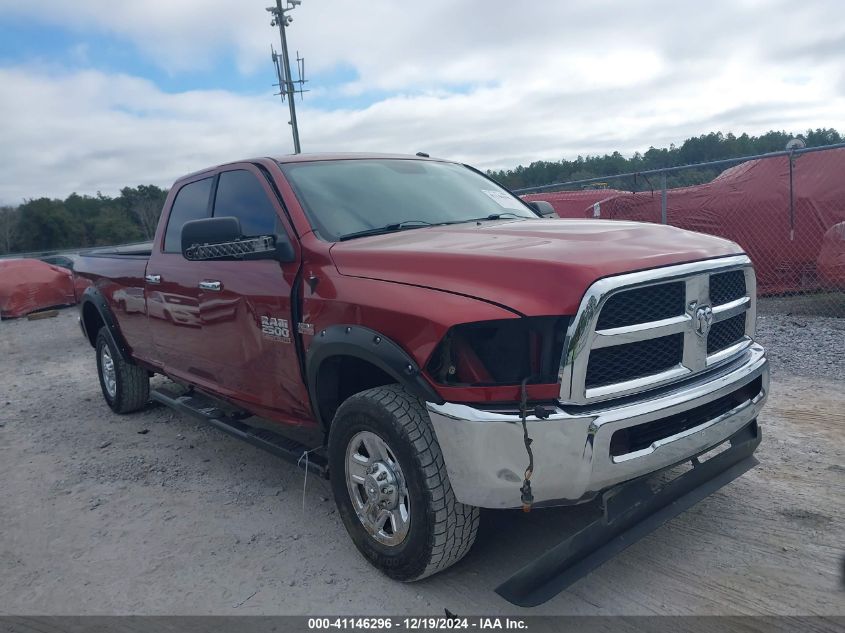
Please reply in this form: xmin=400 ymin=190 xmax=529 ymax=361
xmin=279 ymin=159 xmax=537 ymax=241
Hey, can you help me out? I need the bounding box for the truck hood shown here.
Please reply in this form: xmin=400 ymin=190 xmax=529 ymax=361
xmin=329 ymin=219 xmax=743 ymax=316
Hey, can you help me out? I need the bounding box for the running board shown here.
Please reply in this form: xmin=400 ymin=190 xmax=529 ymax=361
xmin=151 ymin=387 xmax=329 ymax=478
xmin=495 ymin=420 xmax=762 ymax=607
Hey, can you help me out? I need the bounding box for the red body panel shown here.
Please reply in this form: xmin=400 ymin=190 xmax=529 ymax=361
xmin=298 ymin=238 xmax=518 ymax=365
xmin=329 ymin=219 xmax=742 ymax=317
xmin=76 ymin=154 xmax=747 ymax=426
xmin=79 ymin=256 xmax=155 ymax=364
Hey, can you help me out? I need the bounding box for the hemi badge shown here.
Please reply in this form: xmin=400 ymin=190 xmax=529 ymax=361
xmin=297 ymin=322 xmax=315 ymax=335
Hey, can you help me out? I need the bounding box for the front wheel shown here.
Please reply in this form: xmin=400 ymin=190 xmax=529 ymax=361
xmin=328 ymin=385 xmax=479 ymax=581
xmin=95 ymin=328 xmax=149 ymax=414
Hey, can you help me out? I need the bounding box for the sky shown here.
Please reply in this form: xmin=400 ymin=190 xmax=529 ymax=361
xmin=1 ymin=0 xmax=844 ymax=203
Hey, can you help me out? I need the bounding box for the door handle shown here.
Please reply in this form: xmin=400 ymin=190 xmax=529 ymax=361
xmin=145 ymin=274 xmax=161 ymax=284
xmin=199 ymin=280 xmax=222 ymax=291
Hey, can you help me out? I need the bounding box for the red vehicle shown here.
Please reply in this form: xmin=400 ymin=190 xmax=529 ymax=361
xmin=76 ymin=154 xmax=769 ymax=605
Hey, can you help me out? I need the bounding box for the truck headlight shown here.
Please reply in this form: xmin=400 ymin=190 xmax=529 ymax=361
xmin=426 ymin=316 xmax=571 ymax=386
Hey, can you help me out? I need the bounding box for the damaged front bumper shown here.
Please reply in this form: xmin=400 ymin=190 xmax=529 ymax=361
xmin=427 ymin=343 xmax=768 ymax=509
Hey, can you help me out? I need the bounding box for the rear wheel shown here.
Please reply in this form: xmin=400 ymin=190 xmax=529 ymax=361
xmin=95 ymin=328 xmax=149 ymax=414
xmin=328 ymin=385 xmax=479 ymax=581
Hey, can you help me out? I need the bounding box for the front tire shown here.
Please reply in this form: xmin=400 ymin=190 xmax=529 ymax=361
xmin=95 ymin=328 xmax=149 ymax=414
xmin=328 ymin=385 xmax=479 ymax=581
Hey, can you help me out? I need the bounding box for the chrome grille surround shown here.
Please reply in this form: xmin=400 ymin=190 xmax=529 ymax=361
xmin=559 ymin=254 xmax=756 ymax=404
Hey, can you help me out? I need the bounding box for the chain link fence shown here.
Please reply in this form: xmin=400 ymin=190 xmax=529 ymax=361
xmin=517 ymin=143 xmax=845 ymax=318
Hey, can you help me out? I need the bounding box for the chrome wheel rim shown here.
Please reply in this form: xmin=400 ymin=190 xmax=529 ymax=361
xmin=345 ymin=430 xmax=410 ymax=547
xmin=100 ymin=345 xmax=117 ymax=399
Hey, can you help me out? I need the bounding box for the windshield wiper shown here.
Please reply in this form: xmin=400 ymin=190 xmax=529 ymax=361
xmin=338 ymin=213 xmax=530 ymax=240
xmin=338 ymin=220 xmax=437 ymax=241
xmin=454 ymin=212 xmax=530 ymax=224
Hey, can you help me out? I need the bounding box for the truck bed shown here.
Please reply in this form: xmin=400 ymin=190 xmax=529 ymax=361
xmin=80 ymin=241 xmax=154 ymax=258
xmin=75 ymin=246 xmax=152 ymax=361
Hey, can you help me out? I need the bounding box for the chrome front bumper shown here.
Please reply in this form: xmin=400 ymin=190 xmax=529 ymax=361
xmin=427 ymin=343 xmax=768 ymax=509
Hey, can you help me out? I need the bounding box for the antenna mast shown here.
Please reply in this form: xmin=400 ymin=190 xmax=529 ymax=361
xmin=267 ymin=0 xmax=308 ymax=153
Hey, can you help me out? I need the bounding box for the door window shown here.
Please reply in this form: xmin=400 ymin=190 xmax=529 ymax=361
xmin=213 ymin=170 xmax=279 ymax=237
xmin=163 ymin=177 xmax=213 ymax=252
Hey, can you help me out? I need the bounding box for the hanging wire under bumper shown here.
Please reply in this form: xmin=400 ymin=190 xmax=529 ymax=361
xmin=494 ymin=419 xmax=761 ymax=607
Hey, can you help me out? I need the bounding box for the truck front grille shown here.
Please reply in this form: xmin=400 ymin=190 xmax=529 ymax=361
xmin=596 ymin=282 xmax=685 ymax=329
xmin=586 ymin=334 xmax=683 ymax=389
xmin=559 ymin=256 xmax=757 ymax=404
xmin=709 ymin=270 xmax=747 ymax=306
xmin=707 ymin=313 xmax=746 ymax=354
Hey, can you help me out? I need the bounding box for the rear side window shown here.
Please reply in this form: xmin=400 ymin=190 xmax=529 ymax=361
xmin=163 ymin=177 xmax=213 ymax=252
xmin=213 ymin=170 xmax=278 ymax=237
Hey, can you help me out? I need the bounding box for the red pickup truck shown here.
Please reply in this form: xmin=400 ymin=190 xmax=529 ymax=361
xmin=76 ymin=153 xmax=769 ymax=605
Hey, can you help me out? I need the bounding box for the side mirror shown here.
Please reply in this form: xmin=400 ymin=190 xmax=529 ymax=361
xmin=182 ymin=217 xmax=241 ymax=254
xmin=274 ymin=234 xmax=296 ymax=263
xmin=182 ymin=216 xmax=242 ymax=259
xmin=526 ymin=200 xmax=557 ymax=218
xmin=181 ymin=216 xmax=296 ymax=262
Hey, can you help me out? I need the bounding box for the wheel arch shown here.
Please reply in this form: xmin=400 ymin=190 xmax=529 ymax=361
xmin=306 ymin=325 xmax=444 ymax=430
xmin=79 ymin=286 xmax=131 ymax=362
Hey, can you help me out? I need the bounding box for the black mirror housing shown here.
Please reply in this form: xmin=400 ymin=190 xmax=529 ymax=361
xmin=526 ymin=200 xmax=557 ymax=218
xmin=181 ymin=217 xmax=242 ymax=255
xmin=275 ymin=235 xmax=296 ymax=263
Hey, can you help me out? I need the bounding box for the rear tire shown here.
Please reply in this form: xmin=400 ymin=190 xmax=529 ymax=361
xmin=328 ymin=384 xmax=479 ymax=581
xmin=95 ymin=328 xmax=149 ymax=414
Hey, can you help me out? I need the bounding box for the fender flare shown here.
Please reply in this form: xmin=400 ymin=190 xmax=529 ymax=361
xmin=79 ymin=286 xmax=132 ymax=362
xmin=305 ymin=324 xmax=444 ymax=426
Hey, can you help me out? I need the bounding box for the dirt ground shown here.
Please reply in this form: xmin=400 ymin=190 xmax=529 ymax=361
xmin=1 ymin=308 xmax=843 ymax=616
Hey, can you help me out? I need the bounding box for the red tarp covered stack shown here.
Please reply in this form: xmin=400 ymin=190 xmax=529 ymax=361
xmin=0 ymin=259 xmax=77 ymax=318
xmin=523 ymin=149 xmax=845 ymax=295
xmin=523 ymin=189 xmax=622 ymax=218
xmin=818 ymin=222 xmax=845 ymax=289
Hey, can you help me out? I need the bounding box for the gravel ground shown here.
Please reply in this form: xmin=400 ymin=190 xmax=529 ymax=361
xmin=756 ymin=313 xmax=845 ymax=378
xmin=1 ymin=308 xmax=844 ymax=616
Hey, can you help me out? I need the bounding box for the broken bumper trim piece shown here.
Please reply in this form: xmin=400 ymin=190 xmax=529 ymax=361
xmin=494 ymin=419 xmax=761 ymax=607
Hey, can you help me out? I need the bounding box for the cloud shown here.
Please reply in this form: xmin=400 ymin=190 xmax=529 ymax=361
xmin=3 ymin=0 xmax=844 ymax=88
xmin=0 ymin=0 xmax=268 ymax=75
xmin=0 ymin=0 xmax=844 ymax=202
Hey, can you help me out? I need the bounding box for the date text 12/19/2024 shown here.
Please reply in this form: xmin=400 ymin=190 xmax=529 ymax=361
xmin=307 ymin=617 xmax=528 ymax=630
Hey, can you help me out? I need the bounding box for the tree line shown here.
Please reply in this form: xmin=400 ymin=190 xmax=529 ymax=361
xmin=0 ymin=185 xmax=168 ymax=255
xmin=488 ymin=128 xmax=843 ymax=191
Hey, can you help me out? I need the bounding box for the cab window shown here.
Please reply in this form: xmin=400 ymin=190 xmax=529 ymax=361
xmin=163 ymin=177 xmax=213 ymax=252
xmin=213 ymin=170 xmax=279 ymax=237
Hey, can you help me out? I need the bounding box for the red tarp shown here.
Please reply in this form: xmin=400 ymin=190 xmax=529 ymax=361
xmin=818 ymin=222 xmax=845 ymax=288
xmin=74 ymin=273 xmax=93 ymax=300
xmin=523 ymin=149 xmax=845 ymax=294
xmin=523 ymin=189 xmax=622 ymax=218
xmin=0 ymin=258 xmax=77 ymax=318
